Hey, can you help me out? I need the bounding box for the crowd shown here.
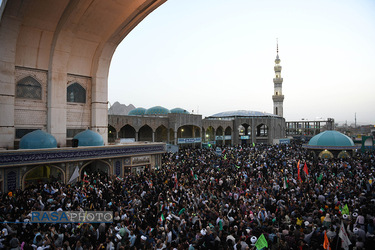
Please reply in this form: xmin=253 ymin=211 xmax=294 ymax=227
xmin=0 ymin=142 xmax=374 ymax=250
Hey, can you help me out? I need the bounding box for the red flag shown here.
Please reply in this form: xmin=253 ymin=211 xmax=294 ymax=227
xmin=297 ymin=160 xmax=302 ymax=182
xmin=303 ymin=162 xmax=309 ymax=176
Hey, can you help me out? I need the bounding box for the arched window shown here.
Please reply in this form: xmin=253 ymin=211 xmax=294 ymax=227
xmin=16 ymin=76 xmax=42 ymax=100
xmin=67 ymin=82 xmax=86 ymax=103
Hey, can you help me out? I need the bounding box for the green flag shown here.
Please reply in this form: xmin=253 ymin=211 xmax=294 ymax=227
xmin=236 ymin=165 xmax=241 ymax=169
xmin=317 ymin=173 xmax=323 ymax=183
xmin=283 ymin=176 xmax=288 ymax=189
xmin=178 ymin=208 xmax=185 ymax=215
xmin=224 ymin=154 xmax=227 ymax=160
xmin=252 ymin=142 xmax=255 ymax=147
xmin=341 ymin=204 xmax=349 ymax=215
xmin=255 ymin=233 xmax=268 ymax=250
xmin=218 ymin=220 xmax=223 ymax=231
xmin=159 ymin=214 xmax=165 ymax=223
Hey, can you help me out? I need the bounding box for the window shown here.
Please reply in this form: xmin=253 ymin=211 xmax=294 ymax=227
xmin=16 ymin=76 xmax=42 ymax=100
xmin=67 ymin=82 xmax=86 ymax=103
xmin=67 ymin=129 xmax=85 ymax=138
xmin=15 ymin=128 xmax=38 ymax=139
xmin=256 ymin=124 xmax=268 ymax=137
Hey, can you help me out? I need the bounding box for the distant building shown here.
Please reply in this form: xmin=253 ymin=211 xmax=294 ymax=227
xmin=108 ymin=108 xmax=286 ymax=147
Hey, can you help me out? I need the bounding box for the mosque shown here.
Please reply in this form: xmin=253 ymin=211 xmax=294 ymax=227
xmin=0 ymin=1 xmax=341 ymax=192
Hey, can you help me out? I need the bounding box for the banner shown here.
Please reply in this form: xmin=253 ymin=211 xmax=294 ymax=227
xmin=255 ymin=233 xmax=268 ymax=250
xmin=339 ymin=221 xmax=351 ymax=250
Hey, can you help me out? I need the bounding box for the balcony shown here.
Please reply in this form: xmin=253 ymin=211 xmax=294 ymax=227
xmin=273 ymin=78 xmax=283 ymax=83
xmin=274 ymin=66 xmax=282 ymax=72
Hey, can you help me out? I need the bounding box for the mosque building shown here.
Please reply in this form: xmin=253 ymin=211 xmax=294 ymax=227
xmin=0 ymin=3 xmax=335 ymax=194
xmin=107 ymin=45 xmax=286 ymax=147
xmin=0 ymin=40 xmax=288 ymax=192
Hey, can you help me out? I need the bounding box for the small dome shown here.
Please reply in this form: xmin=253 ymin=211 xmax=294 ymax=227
xmin=145 ymin=106 xmax=170 ymax=115
xmin=210 ymin=110 xmax=277 ymax=118
xmin=308 ymin=130 xmax=354 ymax=147
xmin=128 ymin=107 xmax=146 ymax=116
xmin=19 ymin=130 xmax=57 ymax=149
xmin=73 ymin=130 xmax=104 ymax=147
xmin=170 ymin=108 xmax=190 ymax=114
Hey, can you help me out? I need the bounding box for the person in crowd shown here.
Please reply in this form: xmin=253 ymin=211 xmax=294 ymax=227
xmin=0 ymin=142 xmax=374 ymax=249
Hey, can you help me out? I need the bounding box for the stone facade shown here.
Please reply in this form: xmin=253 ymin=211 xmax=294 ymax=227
xmin=109 ymin=113 xmax=286 ymax=146
xmin=0 ymin=0 xmax=167 ymax=149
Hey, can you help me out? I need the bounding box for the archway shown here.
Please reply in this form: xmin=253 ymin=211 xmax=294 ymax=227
xmin=119 ymin=124 xmax=136 ymax=140
xmin=205 ymin=126 xmax=215 ymax=143
xmin=139 ymin=125 xmax=153 ymax=141
xmin=216 ymin=126 xmax=224 ymax=146
xmin=108 ymin=125 xmax=116 ymax=143
xmin=319 ymin=150 xmax=334 ymax=159
xmin=0 ymin=0 xmax=167 ymax=148
xmin=23 ymin=165 xmax=65 ymax=189
xmin=178 ymin=126 xmax=193 ymax=138
xmin=239 ymin=124 xmax=251 ymax=145
xmin=155 ymin=125 xmax=168 ymax=142
xmin=256 ymin=124 xmax=268 ymax=137
xmin=80 ymin=160 xmax=111 ymax=179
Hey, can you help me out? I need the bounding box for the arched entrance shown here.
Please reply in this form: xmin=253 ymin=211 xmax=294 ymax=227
xmin=216 ymin=126 xmax=224 ymax=146
xmin=225 ymin=126 xmax=232 ymax=145
xmin=108 ymin=125 xmax=116 ymax=143
xmin=80 ymin=160 xmax=111 ymax=179
xmin=155 ymin=125 xmax=168 ymax=142
xmin=119 ymin=125 xmax=136 ymax=140
xmin=23 ymin=165 xmax=65 ymax=189
xmin=239 ymin=124 xmax=251 ymax=145
xmin=205 ymin=126 xmax=215 ymax=144
xmin=139 ymin=125 xmax=153 ymax=141
xmin=256 ymin=123 xmax=268 ymax=144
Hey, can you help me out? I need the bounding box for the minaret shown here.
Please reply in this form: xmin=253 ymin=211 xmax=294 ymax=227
xmin=272 ymin=40 xmax=284 ymax=117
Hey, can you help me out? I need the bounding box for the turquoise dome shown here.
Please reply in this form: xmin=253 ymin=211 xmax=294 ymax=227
xmin=308 ymin=130 xmax=354 ymax=147
xmin=19 ymin=130 xmax=57 ymax=149
xmin=170 ymin=108 xmax=190 ymax=114
xmin=73 ymin=129 xmax=104 ymax=147
xmin=128 ymin=107 xmax=146 ymax=116
xmin=145 ymin=106 xmax=170 ymax=115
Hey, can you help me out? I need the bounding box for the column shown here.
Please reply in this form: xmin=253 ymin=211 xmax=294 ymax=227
xmin=167 ymin=129 xmax=170 ymax=144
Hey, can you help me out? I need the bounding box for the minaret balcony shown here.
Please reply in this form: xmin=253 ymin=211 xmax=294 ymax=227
xmin=272 ymin=95 xmax=284 ymax=102
xmin=274 ymin=66 xmax=282 ymax=72
xmin=273 ymin=78 xmax=283 ymax=83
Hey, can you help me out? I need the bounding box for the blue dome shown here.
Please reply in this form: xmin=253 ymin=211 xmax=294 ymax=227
xmin=308 ymin=130 xmax=354 ymax=147
xmin=170 ymin=108 xmax=190 ymax=114
xmin=128 ymin=107 xmax=146 ymax=116
xmin=19 ymin=130 xmax=57 ymax=149
xmin=73 ymin=129 xmax=104 ymax=147
xmin=145 ymin=106 xmax=170 ymax=115
xmin=210 ymin=110 xmax=277 ymax=118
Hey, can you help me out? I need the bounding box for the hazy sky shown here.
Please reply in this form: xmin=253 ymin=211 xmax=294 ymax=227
xmin=108 ymin=0 xmax=375 ymax=125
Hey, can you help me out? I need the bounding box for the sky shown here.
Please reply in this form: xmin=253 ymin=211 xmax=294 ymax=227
xmin=108 ymin=0 xmax=375 ymax=125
